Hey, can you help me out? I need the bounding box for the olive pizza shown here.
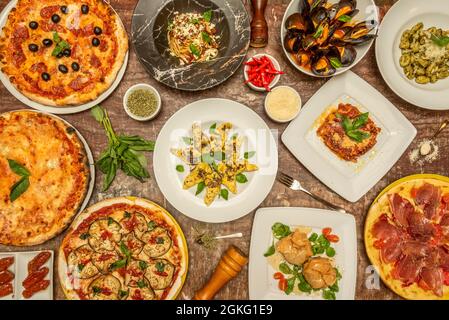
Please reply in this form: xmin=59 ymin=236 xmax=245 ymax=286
xmin=58 ymin=197 xmax=188 ymax=300
xmin=0 ymin=0 xmax=128 ymax=106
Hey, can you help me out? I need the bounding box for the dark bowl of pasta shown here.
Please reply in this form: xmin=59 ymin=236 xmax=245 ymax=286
xmin=131 ymin=0 xmax=250 ymax=91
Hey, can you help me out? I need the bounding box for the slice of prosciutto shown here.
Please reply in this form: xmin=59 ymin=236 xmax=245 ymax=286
xmin=393 ymin=255 xmax=423 ymax=285
xmin=388 ymin=194 xmax=415 ymax=227
xmin=419 ymin=267 xmax=443 ymax=297
xmin=415 ymin=183 xmax=442 ymax=221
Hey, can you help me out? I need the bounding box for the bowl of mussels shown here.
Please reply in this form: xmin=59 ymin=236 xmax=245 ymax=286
xmin=281 ymin=0 xmax=379 ymax=77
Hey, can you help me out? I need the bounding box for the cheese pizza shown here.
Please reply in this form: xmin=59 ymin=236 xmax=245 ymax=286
xmin=365 ymin=175 xmax=449 ymax=300
xmin=58 ymin=197 xmax=188 ymax=300
xmin=0 ymin=0 xmax=128 ymax=106
xmin=0 ymin=110 xmax=90 ymax=245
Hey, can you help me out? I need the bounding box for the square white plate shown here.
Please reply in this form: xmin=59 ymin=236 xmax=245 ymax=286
xmin=282 ymin=71 xmax=416 ymax=202
xmin=248 ymin=207 xmax=357 ymax=300
xmin=0 ymin=251 xmax=53 ymax=300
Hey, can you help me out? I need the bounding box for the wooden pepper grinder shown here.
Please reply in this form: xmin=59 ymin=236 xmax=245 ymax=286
xmin=193 ymin=245 xmax=248 ymax=300
xmin=250 ymin=0 xmax=268 ymax=48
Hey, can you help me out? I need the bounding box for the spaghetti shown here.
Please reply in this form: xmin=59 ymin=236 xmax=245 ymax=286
xmin=168 ymin=10 xmax=219 ymax=65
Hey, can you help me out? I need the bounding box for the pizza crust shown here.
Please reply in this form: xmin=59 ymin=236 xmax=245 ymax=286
xmin=0 ymin=0 xmax=128 ymax=107
xmin=0 ymin=110 xmax=90 ymax=245
xmin=365 ymin=177 xmax=449 ymax=300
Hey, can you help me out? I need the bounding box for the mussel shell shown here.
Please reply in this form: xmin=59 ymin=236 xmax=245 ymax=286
xmin=328 ymin=45 xmax=357 ymax=67
xmin=350 ymin=20 xmax=378 ymax=39
xmin=311 ymin=55 xmax=336 ymax=76
xmin=291 ymin=50 xmax=312 ymax=68
xmin=302 ymin=34 xmax=318 ymax=51
xmin=284 ymin=34 xmax=303 ymax=53
xmin=328 ymin=0 xmax=357 ymax=21
xmin=310 ymin=6 xmax=329 ymax=28
xmin=341 ymin=34 xmax=377 ymax=46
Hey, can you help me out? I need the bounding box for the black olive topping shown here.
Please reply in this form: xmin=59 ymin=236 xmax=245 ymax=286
xmin=92 ymin=37 xmax=100 ymax=47
xmin=42 ymin=38 xmax=53 ymax=47
xmin=51 ymin=14 xmax=61 ymax=23
xmin=41 ymin=72 xmax=50 ymax=81
xmin=94 ymin=27 xmax=102 ymax=35
xmin=81 ymin=4 xmax=89 ymax=14
xmin=58 ymin=64 xmax=68 ymax=74
xmin=56 ymin=52 xmax=64 ymax=58
xmin=71 ymin=62 xmax=80 ymax=71
xmin=28 ymin=44 xmax=39 ymax=52
xmin=29 ymin=21 xmax=38 ymax=30
xmin=60 ymin=5 xmax=68 ymax=14
xmin=63 ymin=48 xmax=71 ymax=57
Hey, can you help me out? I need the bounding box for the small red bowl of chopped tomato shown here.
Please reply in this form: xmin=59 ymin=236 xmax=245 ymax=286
xmin=244 ymin=54 xmax=283 ymax=92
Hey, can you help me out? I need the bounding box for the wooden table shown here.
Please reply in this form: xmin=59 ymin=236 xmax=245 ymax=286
xmin=1 ymin=0 xmax=448 ymax=300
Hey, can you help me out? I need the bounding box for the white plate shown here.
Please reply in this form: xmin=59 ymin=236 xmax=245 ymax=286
xmin=0 ymin=250 xmax=54 ymax=300
xmin=248 ymin=207 xmax=357 ymax=300
xmin=5 ymin=110 xmax=95 ymax=214
xmin=281 ymin=0 xmax=379 ymax=77
xmin=153 ymin=98 xmax=278 ymax=223
xmin=376 ymin=0 xmax=449 ymax=110
xmin=282 ymin=71 xmax=416 ymax=202
xmin=0 ymin=0 xmax=128 ymax=115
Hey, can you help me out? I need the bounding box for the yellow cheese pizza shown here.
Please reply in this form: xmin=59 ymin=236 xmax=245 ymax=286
xmin=0 ymin=110 xmax=90 ymax=245
xmin=365 ymin=175 xmax=449 ymax=300
xmin=58 ymin=197 xmax=188 ymax=300
xmin=0 ymin=0 xmax=128 ymax=106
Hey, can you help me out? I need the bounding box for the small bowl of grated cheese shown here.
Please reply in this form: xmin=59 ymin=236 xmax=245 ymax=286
xmin=123 ymin=84 xmax=162 ymax=121
xmin=264 ymin=86 xmax=302 ymax=123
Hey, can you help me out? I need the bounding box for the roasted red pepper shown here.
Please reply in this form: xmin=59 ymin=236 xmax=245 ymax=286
xmin=245 ymin=55 xmax=284 ymax=91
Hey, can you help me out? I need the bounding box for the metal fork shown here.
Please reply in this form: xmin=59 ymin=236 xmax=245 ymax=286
xmin=277 ymin=172 xmax=347 ymax=214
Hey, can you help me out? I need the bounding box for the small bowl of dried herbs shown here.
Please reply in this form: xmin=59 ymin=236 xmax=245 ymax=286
xmin=123 ymin=84 xmax=161 ymax=121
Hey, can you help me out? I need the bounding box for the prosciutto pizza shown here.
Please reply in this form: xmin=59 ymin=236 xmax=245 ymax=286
xmin=365 ymin=176 xmax=449 ymax=299
xmin=0 ymin=0 xmax=128 ymax=106
xmin=0 ymin=110 xmax=90 ymax=245
xmin=58 ymin=197 xmax=188 ymax=300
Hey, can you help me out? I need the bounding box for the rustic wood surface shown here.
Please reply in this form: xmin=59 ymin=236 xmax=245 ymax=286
xmin=1 ymin=0 xmax=448 ymax=300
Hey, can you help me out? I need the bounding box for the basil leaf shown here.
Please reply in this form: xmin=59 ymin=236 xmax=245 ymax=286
xmin=209 ymin=123 xmax=217 ymax=134
xmin=272 ymin=222 xmax=291 ymax=239
xmin=195 ymin=181 xmax=206 ymax=195
xmin=156 ymin=237 xmax=165 ymax=244
xmin=298 ymin=280 xmax=312 ymax=293
xmin=191 ymin=18 xmax=199 ymax=24
xmin=102 ymin=158 xmax=117 ymax=191
xmin=431 ymin=34 xmax=449 ymax=47
xmin=202 ymin=31 xmax=212 ymax=44
xmin=119 ymin=290 xmax=128 ymax=299
xmin=341 ymin=115 xmax=353 ymax=132
xmin=79 ymin=233 xmax=90 ymax=240
xmin=124 ymin=211 xmax=131 ymax=218
xmin=8 ymin=159 xmax=30 ymax=176
xmin=338 ymin=14 xmax=352 ymax=23
xmin=244 ymin=151 xmax=256 ymax=159
xmin=236 ymin=173 xmax=248 ymax=183
xmin=107 ymin=217 xmax=115 ymax=226
xmin=137 ymin=279 xmax=146 ymax=288
xmin=263 ymin=243 xmax=275 ymax=257
xmin=109 ymin=258 xmax=127 ymax=271
xmin=91 ymin=105 xmax=105 ymax=123
xmin=10 ymin=177 xmax=30 ymax=202
xmin=203 ymin=9 xmax=212 ymax=22
xmin=52 ymin=45 xmax=63 ymax=57
xmin=220 ymin=189 xmax=229 ymax=200
xmin=155 ymin=261 xmax=165 ymax=272
xmin=347 ymin=130 xmax=371 ymax=142
xmin=313 ymin=25 xmax=323 ymax=39
xmin=285 ymin=277 xmax=296 ymax=295
xmin=352 ymin=112 xmax=369 ymax=130
xmin=279 ymin=262 xmax=293 ymax=274
xmin=323 ymin=289 xmax=336 ymax=300
xmin=147 ymin=220 xmax=157 ymax=230
xmin=329 ymin=57 xmax=342 ymax=69
xmin=119 ymin=241 xmax=131 ymax=260
xmin=201 ymin=153 xmax=214 ymax=164
xmin=176 ymin=165 xmax=184 ymax=172
xmin=182 ymin=136 xmax=193 ymax=145
xmin=189 ymin=43 xmax=201 ymax=57
xmin=53 ymin=31 xmax=61 ymax=43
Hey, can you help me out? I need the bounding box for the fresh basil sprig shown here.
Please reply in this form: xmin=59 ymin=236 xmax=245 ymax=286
xmin=91 ymin=105 xmax=155 ymax=191
xmin=52 ymin=32 xmax=71 ymax=57
xmin=8 ymin=159 xmax=30 ymax=202
xmin=336 ymin=112 xmax=371 ymax=143
xmin=431 ymin=33 xmax=449 ymax=47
